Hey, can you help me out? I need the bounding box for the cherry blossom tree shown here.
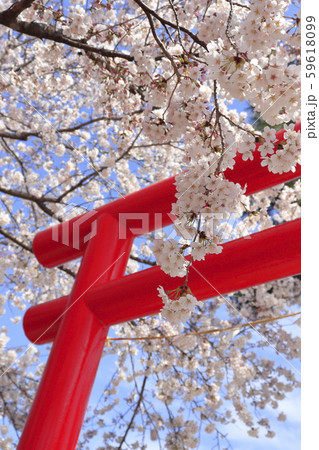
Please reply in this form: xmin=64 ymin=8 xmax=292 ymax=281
xmin=0 ymin=0 xmax=300 ymax=448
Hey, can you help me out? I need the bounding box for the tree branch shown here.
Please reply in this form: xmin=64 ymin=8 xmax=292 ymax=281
xmin=213 ymin=79 xmax=226 ymax=174
xmin=0 ymin=6 xmax=134 ymax=61
xmin=132 ymin=0 xmax=208 ymax=51
xmin=129 ymin=255 xmax=156 ymax=266
xmin=0 ymin=185 xmax=57 ymax=204
xmin=117 ymin=375 xmax=148 ymax=449
xmin=54 ymin=170 xmax=99 ymax=202
xmin=0 ymin=113 xmax=144 ymax=141
xmin=0 ymin=226 xmax=32 ymax=253
xmin=145 ymin=9 xmax=181 ymax=82
xmin=0 ymin=226 xmax=76 ymax=278
xmin=225 ymin=0 xmax=240 ymax=54
xmin=0 ymin=130 xmax=39 ymax=141
xmin=0 ymin=0 xmax=34 ymax=22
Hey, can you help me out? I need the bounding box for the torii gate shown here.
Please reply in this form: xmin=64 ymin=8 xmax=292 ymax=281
xmin=18 ymin=124 xmax=301 ymax=449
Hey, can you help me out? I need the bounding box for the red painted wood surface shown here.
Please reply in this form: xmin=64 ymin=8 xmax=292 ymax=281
xmin=24 ymin=219 xmax=300 ymax=344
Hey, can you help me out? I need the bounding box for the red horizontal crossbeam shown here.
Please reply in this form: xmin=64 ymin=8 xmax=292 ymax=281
xmin=24 ymin=219 xmax=301 ymax=344
xmin=33 ymin=124 xmax=300 ymax=268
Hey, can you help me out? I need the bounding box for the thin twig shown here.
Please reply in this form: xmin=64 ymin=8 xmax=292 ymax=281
xmin=132 ymin=0 xmax=208 ymax=51
xmin=117 ymin=375 xmax=148 ymax=449
xmin=213 ymin=80 xmax=226 ymax=174
xmin=106 ymin=312 xmax=300 ymax=343
xmin=225 ymin=0 xmax=240 ymax=54
xmin=0 ymin=7 xmax=134 ymax=61
xmin=146 ymin=9 xmax=181 ymax=82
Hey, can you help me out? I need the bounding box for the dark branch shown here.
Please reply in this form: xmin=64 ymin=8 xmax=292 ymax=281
xmin=117 ymin=375 xmax=148 ymax=449
xmin=0 ymin=0 xmax=34 ymax=23
xmin=0 ymin=185 xmax=57 ymax=204
xmin=0 ymin=6 xmax=134 ymax=61
xmin=0 ymin=113 xmax=144 ymax=141
xmin=0 ymin=226 xmax=32 ymax=253
xmin=129 ymin=255 xmax=156 ymax=266
xmin=132 ymin=0 xmax=208 ymax=51
xmin=0 ymin=227 xmax=76 ymax=278
xmin=0 ymin=130 xmax=39 ymax=141
xmin=55 ymin=171 xmax=99 ymax=202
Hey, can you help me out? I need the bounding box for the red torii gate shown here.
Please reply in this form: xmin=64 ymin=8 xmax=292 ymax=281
xmin=19 ymin=124 xmax=301 ymax=449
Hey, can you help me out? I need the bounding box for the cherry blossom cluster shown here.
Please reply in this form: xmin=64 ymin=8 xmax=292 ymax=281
xmin=260 ymin=124 xmax=301 ymax=174
xmin=153 ymin=162 xmax=245 ymax=322
xmin=152 ymin=166 xmax=244 ymax=264
xmin=158 ymin=286 xmax=203 ymax=324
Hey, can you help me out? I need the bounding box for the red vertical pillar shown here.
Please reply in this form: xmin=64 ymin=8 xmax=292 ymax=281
xmin=18 ymin=214 xmax=133 ymax=450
